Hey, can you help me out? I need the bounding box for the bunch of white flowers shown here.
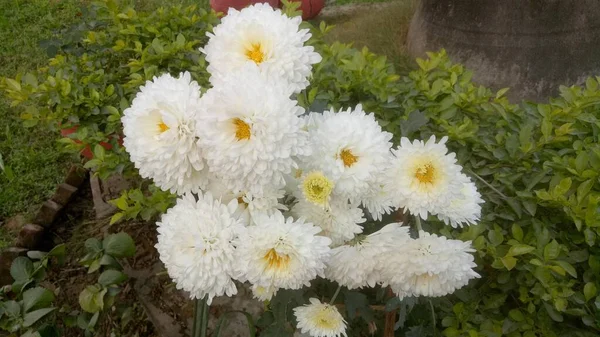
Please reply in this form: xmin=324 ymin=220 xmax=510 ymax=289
xmin=121 ymin=4 xmax=484 ymax=337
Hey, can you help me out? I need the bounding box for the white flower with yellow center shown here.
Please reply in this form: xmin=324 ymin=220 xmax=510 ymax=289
xmin=381 ymin=231 xmax=479 ymax=298
xmin=251 ymin=283 xmax=278 ymax=302
xmin=436 ymin=173 xmax=484 ymax=227
xmin=386 ymin=135 xmax=464 ymax=219
xmin=201 ymin=3 xmax=322 ymax=94
xmin=234 ymin=212 xmax=331 ymax=290
xmin=325 ymin=223 xmax=410 ymax=289
xmin=155 ymin=193 xmax=244 ymax=304
xmin=291 ymin=198 xmax=365 ymax=246
xmin=122 ymin=72 xmax=208 ymax=194
xmin=197 ymin=66 xmax=310 ymax=195
xmin=298 ymin=171 xmax=335 ymax=207
xmin=301 ymin=106 xmax=393 ymax=203
xmin=294 ymin=298 xmax=347 ymax=337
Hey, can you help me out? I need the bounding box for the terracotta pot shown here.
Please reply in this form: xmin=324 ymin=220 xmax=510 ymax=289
xmin=60 ymin=125 xmax=115 ymax=160
xmin=294 ymin=0 xmax=324 ymax=20
xmin=210 ymin=0 xmax=280 ymax=15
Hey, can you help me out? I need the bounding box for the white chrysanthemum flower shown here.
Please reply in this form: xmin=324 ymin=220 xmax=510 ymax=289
xmin=291 ymin=198 xmax=365 ymax=246
xmin=155 ymin=193 xmax=244 ymax=304
xmin=386 ymin=135 xmax=464 ymax=219
xmin=206 ymin=178 xmax=287 ymax=226
xmin=382 ymin=231 xmax=479 ymax=298
xmin=294 ymin=298 xmax=347 ymax=337
xmin=251 ymin=283 xmax=278 ymax=302
xmin=298 ymin=171 xmax=335 ymax=207
xmin=235 ymin=213 xmax=331 ymax=290
xmin=436 ymin=174 xmax=484 ymax=227
xmin=201 ymin=3 xmax=322 ymax=94
xmin=325 ymin=223 xmax=410 ymax=289
xmin=360 ymin=155 xmax=396 ymax=220
xmin=301 ymin=106 xmax=393 ymax=203
xmin=122 ymin=72 xmax=208 ymax=194
xmin=197 ymin=66 xmax=310 ymax=195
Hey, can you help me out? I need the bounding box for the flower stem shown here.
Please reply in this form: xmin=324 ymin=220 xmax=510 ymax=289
xmin=414 ymin=216 xmax=423 ymax=234
xmin=193 ymin=297 xmax=209 ymax=337
xmin=429 ymin=300 xmax=437 ymax=337
xmin=330 ymin=285 xmax=342 ymax=304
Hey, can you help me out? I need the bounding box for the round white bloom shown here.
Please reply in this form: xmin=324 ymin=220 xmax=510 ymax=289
xmin=251 ymin=283 xmax=278 ymax=302
xmin=201 ymin=3 xmax=322 ymax=94
xmin=436 ymin=174 xmax=484 ymax=227
xmin=206 ymin=177 xmax=287 ymax=226
xmin=122 ymin=72 xmax=208 ymax=194
xmin=291 ymin=198 xmax=365 ymax=246
xmin=325 ymin=223 xmax=410 ymax=289
xmin=197 ymin=66 xmax=310 ymax=195
xmin=301 ymin=106 xmax=393 ymax=203
xmin=386 ymin=135 xmax=464 ymax=219
xmin=294 ymin=298 xmax=347 ymax=337
xmin=155 ymin=193 xmax=244 ymax=304
xmin=234 ymin=213 xmax=331 ymax=290
xmin=382 ymin=231 xmax=479 ymax=298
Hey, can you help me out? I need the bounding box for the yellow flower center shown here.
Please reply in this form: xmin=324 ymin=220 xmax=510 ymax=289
xmin=246 ymin=43 xmax=265 ymax=64
xmin=339 ymin=149 xmax=358 ymax=167
xmin=302 ymin=171 xmax=334 ymax=206
xmin=232 ymin=118 xmax=251 ymax=141
xmin=263 ymin=248 xmax=290 ymax=271
xmin=158 ymin=121 xmax=169 ymax=133
xmin=415 ymin=163 xmax=435 ymax=184
xmin=313 ymin=306 xmax=339 ymax=330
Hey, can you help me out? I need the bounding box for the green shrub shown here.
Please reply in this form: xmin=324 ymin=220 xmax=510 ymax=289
xmin=1 ymin=0 xmax=599 ymax=336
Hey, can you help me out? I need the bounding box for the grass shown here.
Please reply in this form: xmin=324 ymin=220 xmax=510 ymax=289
xmin=0 ymin=0 xmax=87 ymax=223
xmin=320 ymin=0 xmax=417 ymax=73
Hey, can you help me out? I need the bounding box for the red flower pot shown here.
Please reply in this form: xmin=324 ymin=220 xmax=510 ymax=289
xmin=60 ymin=125 xmax=116 ymax=160
xmin=294 ymin=0 xmax=324 ymax=20
xmin=210 ymin=0 xmax=280 ymax=15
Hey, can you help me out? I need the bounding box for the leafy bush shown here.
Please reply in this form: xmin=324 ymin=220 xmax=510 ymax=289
xmin=1 ymin=0 xmax=599 ymax=336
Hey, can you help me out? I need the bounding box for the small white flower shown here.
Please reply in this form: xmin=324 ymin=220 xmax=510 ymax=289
xmin=197 ymin=65 xmax=310 ymax=195
xmin=155 ymin=193 xmax=244 ymax=304
xmin=251 ymin=283 xmax=278 ymax=302
xmin=301 ymin=106 xmax=393 ymax=203
xmin=291 ymin=198 xmax=365 ymax=246
xmin=202 ymin=3 xmax=322 ymax=93
xmin=294 ymin=298 xmax=347 ymax=337
xmin=382 ymin=231 xmax=479 ymax=298
xmin=122 ymin=72 xmax=208 ymax=194
xmin=386 ymin=135 xmax=464 ymax=219
xmin=235 ymin=213 xmax=331 ymax=290
xmin=325 ymin=223 xmax=410 ymax=289
xmin=436 ymin=174 xmax=484 ymax=227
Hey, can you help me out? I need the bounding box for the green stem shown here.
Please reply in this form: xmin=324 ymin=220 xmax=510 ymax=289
xmin=330 ymin=285 xmax=342 ymax=304
xmin=415 ymin=216 xmax=423 ymax=234
xmin=193 ymin=297 xmax=209 ymax=337
xmin=468 ymin=169 xmax=508 ymax=199
xmin=429 ymin=300 xmax=437 ymax=337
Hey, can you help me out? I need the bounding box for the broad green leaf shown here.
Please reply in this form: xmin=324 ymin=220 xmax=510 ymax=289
xmin=98 ymin=270 xmax=128 ymax=286
xmin=79 ymin=285 xmax=107 ymax=313
xmin=84 ymin=238 xmax=103 ymax=254
xmin=511 ymin=223 xmax=523 ymax=242
xmin=553 ymin=260 xmax=577 ymax=278
xmin=501 ymin=256 xmax=517 ymax=270
xmin=23 ymin=287 xmax=54 ymax=312
xmin=544 ymin=240 xmax=560 ymax=261
xmin=584 ymin=283 xmax=597 ymax=301
xmin=508 ymin=244 xmax=535 ymax=256
xmin=11 ymin=256 xmax=33 ymax=282
xmin=103 ymin=232 xmax=135 ymax=258
xmin=23 ymin=307 xmax=56 ymax=327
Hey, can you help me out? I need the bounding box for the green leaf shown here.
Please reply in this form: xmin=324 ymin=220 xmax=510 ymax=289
xmin=109 ymin=212 xmax=124 ymax=225
xmin=553 ymin=260 xmax=577 ymax=278
xmin=23 ymin=287 xmax=55 ymax=312
xmin=103 ymin=232 xmax=135 ymax=258
xmin=584 ymin=283 xmax=597 ymax=301
xmin=23 ymin=308 xmax=56 ymax=327
xmin=98 ymin=270 xmax=128 ymax=286
xmin=84 ymin=238 xmax=103 ymax=254
xmin=544 ymin=240 xmax=560 ymax=261
xmin=344 ymin=290 xmax=373 ymax=321
xmin=501 ymin=256 xmax=517 ymax=270
xmin=508 ymin=244 xmax=535 ymax=256
xmin=5 ymin=78 xmax=21 ymax=91
xmin=511 ymin=223 xmax=524 ymax=242
xmin=79 ymin=285 xmax=107 ymax=313
xmin=11 ymin=256 xmax=34 ymax=282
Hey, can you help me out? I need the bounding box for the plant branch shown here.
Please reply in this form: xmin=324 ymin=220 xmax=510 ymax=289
xmin=468 ymin=169 xmax=509 ymax=199
xmin=330 ymin=285 xmax=342 ymax=304
xmin=193 ymin=297 xmax=209 ymax=337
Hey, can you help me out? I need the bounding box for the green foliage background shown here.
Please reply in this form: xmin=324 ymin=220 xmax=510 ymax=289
xmin=1 ymin=0 xmax=599 ymax=336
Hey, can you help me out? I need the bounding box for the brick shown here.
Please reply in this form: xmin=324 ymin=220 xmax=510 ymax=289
xmin=0 ymin=247 xmax=28 ymax=286
xmin=34 ymin=200 xmax=62 ymax=227
xmin=16 ymin=224 xmax=45 ymax=249
xmin=51 ymin=183 xmax=78 ymax=206
xmin=64 ymin=165 xmax=87 ymax=188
